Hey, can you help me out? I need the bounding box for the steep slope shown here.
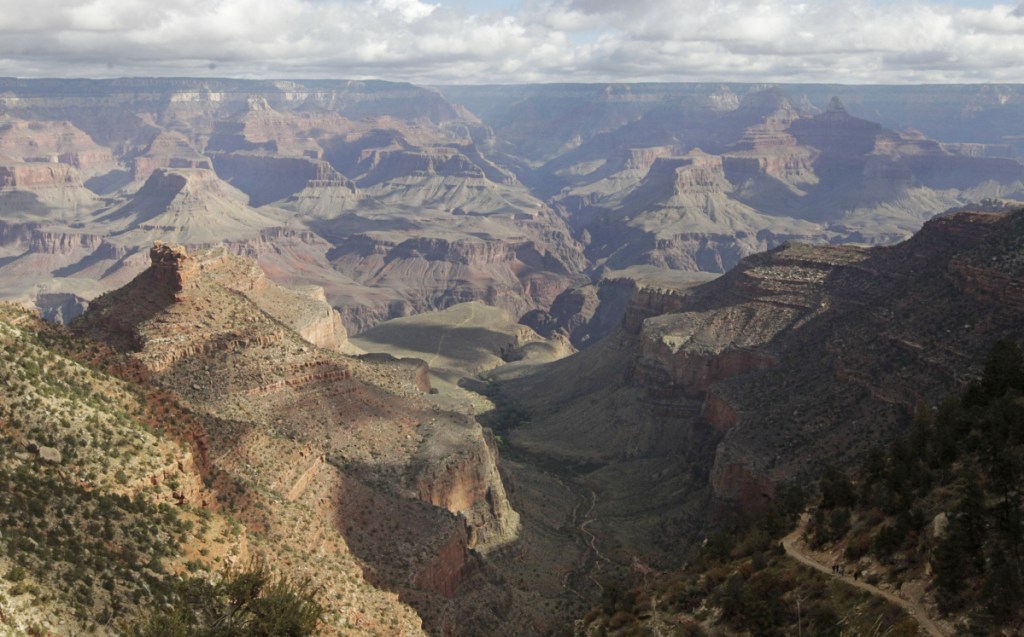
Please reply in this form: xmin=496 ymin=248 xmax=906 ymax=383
xmin=578 ymin=341 xmax=1024 ymax=637
xmin=73 ymin=243 xmax=535 ymax=635
xmin=493 ymin=208 xmax=1024 ymax=573
xmin=0 ymin=304 xmax=243 ymax=636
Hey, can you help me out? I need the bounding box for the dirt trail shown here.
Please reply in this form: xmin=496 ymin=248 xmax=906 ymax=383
xmin=781 ymin=516 xmax=948 ymax=637
xmin=577 ymin=489 xmax=611 ymax=593
xmin=426 ymin=302 xmax=477 ymax=368
xmin=549 ymin=471 xmax=608 ymax=597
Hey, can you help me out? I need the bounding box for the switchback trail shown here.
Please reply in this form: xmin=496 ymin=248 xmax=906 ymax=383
xmin=781 ymin=516 xmax=948 ymax=637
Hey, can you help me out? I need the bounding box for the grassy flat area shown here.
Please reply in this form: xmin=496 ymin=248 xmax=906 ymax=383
xmin=350 ymin=301 xmax=544 ymax=408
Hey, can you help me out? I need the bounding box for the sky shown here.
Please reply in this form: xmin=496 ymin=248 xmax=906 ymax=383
xmin=0 ymin=0 xmax=1023 ymax=84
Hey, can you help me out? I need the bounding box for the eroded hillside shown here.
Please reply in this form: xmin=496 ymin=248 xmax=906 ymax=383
xmin=0 ymin=79 xmax=586 ymax=331
xmin=3 ymin=80 xmax=1024 ymax=339
xmin=492 ymin=208 xmax=1024 ymax=579
xmin=69 ymin=243 xmax=631 ymax=635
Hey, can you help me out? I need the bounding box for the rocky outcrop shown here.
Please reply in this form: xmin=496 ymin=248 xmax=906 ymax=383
xmin=150 ymin=241 xmax=202 ymax=292
xmin=131 ymin=450 xmax=207 ymax=507
xmin=287 ymin=288 xmax=351 ymax=351
xmin=946 ymin=211 xmax=1024 ymax=311
xmin=950 ymin=259 xmax=1024 ymax=312
xmin=622 ymin=286 xmax=693 ymax=335
xmin=788 ymin=97 xmax=882 ymax=156
xmin=132 ymin=130 xmax=212 ymax=181
xmin=142 ymin=242 xmax=355 ymax=353
xmin=520 ymin=284 xmax=601 ymax=344
xmin=699 ymin=213 xmax=1024 ymax=502
xmin=509 ymin=210 xmax=1024 ymax=521
xmin=413 ymin=527 xmax=474 ymax=599
xmin=635 ymin=333 xmax=776 ymax=398
xmin=75 ymin=242 xmax=523 ymax=632
xmin=412 ymin=422 xmax=520 ymax=551
xmin=0 ymin=163 xmax=83 ymax=188
xmin=623 ymin=146 xmax=680 ymax=173
xmin=27 ymin=228 xmax=106 ymax=255
xmin=723 ymin=150 xmax=818 ymax=189
xmin=670 ymin=153 xmax=729 ymax=195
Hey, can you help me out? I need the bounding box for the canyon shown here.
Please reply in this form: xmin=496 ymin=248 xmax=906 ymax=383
xmin=69 ymin=243 xmax=548 ymax=635
xmin=1 ymin=78 xmax=1024 ymax=637
xmin=492 ymin=208 xmax=1024 ymax=577
xmin=1 ymin=79 xmax=1023 ymax=336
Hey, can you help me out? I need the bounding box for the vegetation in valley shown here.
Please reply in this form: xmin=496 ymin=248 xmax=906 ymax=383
xmin=577 ymin=338 xmax=1024 ymax=636
xmin=576 ymin=481 xmax=920 ymax=637
xmin=805 ymin=338 xmax=1024 ymax=634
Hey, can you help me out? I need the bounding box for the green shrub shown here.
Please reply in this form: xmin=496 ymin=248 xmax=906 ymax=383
xmin=132 ymin=559 xmax=323 ymax=637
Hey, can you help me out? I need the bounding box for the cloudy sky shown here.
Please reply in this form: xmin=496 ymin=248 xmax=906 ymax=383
xmin=1 ymin=0 xmax=1023 ymax=84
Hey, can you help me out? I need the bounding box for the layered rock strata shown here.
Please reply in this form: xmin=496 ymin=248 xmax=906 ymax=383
xmin=74 ymin=243 xmax=522 ymax=633
xmin=629 ymin=211 xmax=1024 ymax=506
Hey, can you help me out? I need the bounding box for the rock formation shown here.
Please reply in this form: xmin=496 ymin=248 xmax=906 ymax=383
xmin=617 ymin=210 xmax=1024 ymax=508
xmin=0 ymin=79 xmax=590 ymax=334
xmin=131 ymin=130 xmax=212 ymax=181
xmin=446 ymin=84 xmax=1024 ymax=276
xmin=74 ymin=243 xmax=524 ymax=634
xmin=496 ymin=207 xmax=1024 ymax=568
xmin=2 ymin=79 xmax=1022 ymax=337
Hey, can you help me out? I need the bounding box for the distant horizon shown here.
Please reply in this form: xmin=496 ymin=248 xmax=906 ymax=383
xmin=1 ymin=0 xmax=1022 ymax=85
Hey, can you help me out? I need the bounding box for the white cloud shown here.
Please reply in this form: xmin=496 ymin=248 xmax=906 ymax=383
xmin=0 ymin=0 xmax=1020 ymax=83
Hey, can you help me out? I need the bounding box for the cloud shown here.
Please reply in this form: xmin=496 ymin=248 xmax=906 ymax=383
xmin=0 ymin=0 xmax=1021 ymax=83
